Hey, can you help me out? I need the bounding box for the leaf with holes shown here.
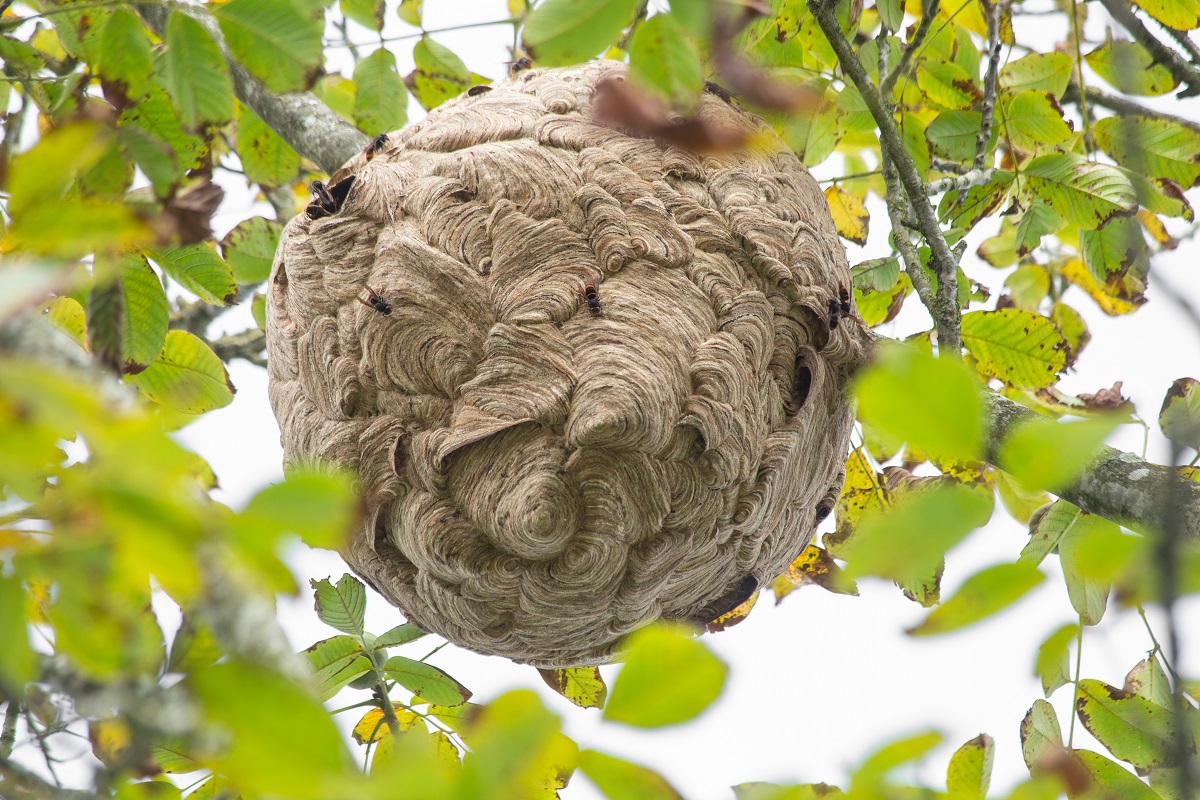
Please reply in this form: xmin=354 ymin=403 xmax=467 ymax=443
xmin=824 ymin=185 xmax=869 ymax=245
xmin=539 ymin=667 xmax=608 ymax=709
xmin=1023 ymin=154 xmax=1136 ymax=230
xmin=128 ymin=330 xmax=235 ymax=414
xmin=1093 ymin=116 xmax=1200 ymax=189
xmin=1086 ymin=41 xmax=1177 ymax=96
xmin=236 ymin=104 xmax=301 ymax=187
xmin=354 ymin=47 xmax=408 ymax=135
xmin=162 ymin=11 xmax=233 ymax=129
xmin=383 ymin=656 xmax=472 ymax=706
xmin=216 ymin=0 xmax=324 ymax=94
xmin=629 ymin=13 xmax=703 ymax=107
xmin=908 ymin=562 xmax=1043 ymax=636
xmin=522 ymin=0 xmax=643 ymax=66
xmin=961 ymin=309 xmax=1067 ymax=389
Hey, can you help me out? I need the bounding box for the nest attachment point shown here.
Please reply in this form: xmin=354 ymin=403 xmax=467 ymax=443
xmin=266 ymin=61 xmax=867 ymax=667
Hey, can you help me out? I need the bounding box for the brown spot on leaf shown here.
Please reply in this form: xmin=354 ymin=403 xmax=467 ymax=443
xmin=1078 ymin=381 xmax=1131 ymax=411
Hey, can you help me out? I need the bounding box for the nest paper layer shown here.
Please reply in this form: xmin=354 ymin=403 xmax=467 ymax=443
xmin=266 ymin=61 xmax=866 ymax=667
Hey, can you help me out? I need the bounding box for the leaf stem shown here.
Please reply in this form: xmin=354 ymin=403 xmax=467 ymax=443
xmin=1066 ymin=621 xmax=1083 ymax=749
xmin=1067 ymin=0 xmax=1093 ymax=152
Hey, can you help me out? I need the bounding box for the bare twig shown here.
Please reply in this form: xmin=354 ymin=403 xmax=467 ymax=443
xmin=975 ymin=0 xmax=1002 ymax=170
xmin=926 ymin=168 xmax=995 ymax=195
xmin=1097 ymin=0 xmax=1200 ymax=97
xmin=808 ymin=0 xmax=963 ymax=354
xmin=211 ymin=328 xmax=267 ymax=367
xmin=1067 ymin=0 xmax=1094 ymax=150
xmin=1062 ymin=83 xmax=1200 ymax=135
xmin=0 ymin=757 xmax=101 ymax=800
xmin=1164 ymin=25 xmax=1200 ymax=64
xmin=881 ymin=0 xmax=941 ymax=97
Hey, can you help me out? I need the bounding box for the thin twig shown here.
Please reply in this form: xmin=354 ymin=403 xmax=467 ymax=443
xmin=974 ymin=0 xmax=1002 ymax=170
xmin=210 ymin=328 xmax=267 ymax=367
xmin=24 ymin=710 xmax=61 ymax=787
xmin=1068 ymin=0 xmax=1094 ymax=151
xmin=1062 ymin=83 xmax=1200 ymax=135
xmin=808 ymin=0 xmax=963 ymax=354
xmin=1098 ymin=0 xmax=1200 ymax=97
xmin=1164 ymin=25 xmax=1200 ymax=64
xmin=926 ymin=168 xmax=994 ymax=195
xmin=0 ymin=757 xmax=101 ymax=800
xmin=881 ymin=0 xmax=941 ymax=96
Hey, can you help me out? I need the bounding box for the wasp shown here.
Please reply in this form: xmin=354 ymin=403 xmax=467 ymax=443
xmin=467 ymin=84 xmax=493 ymax=97
xmin=509 ymin=56 xmax=532 ymax=75
xmin=306 ymin=176 xmax=356 ymax=219
xmin=582 ymin=281 xmax=601 ymax=316
xmin=358 ymin=286 xmax=391 ymax=315
xmin=838 ymin=285 xmax=851 ymax=316
xmin=364 ymin=133 xmax=389 ymax=160
xmin=827 ymin=298 xmax=841 ymax=330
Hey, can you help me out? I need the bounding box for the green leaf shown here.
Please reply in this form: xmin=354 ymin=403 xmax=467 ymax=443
xmin=853 ymin=731 xmax=944 ymax=787
xmin=252 ymin=293 xmax=267 ymax=330
xmin=221 ymin=216 xmax=282 ymax=284
xmin=1080 ymin=217 xmax=1148 ymax=283
xmin=939 ymin=171 xmax=1014 ymax=230
xmin=522 ymin=0 xmax=643 ymax=66
xmin=0 ymin=574 xmax=35 ymax=692
xmin=150 ymin=243 xmax=237 ymax=307
xmin=851 ymin=257 xmax=901 ymax=293
xmin=578 ymin=749 xmax=684 ymax=800
xmin=461 ymin=690 xmax=572 ymax=796
xmin=373 ymin=622 xmax=425 ymax=649
xmin=304 ymin=635 xmax=372 ymax=701
xmin=1020 ymin=699 xmax=1063 ymax=771
xmin=162 ymin=11 xmax=234 ymax=129
xmin=311 ymin=574 xmax=368 ymax=637
xmin=840 ymin=484 xmax=994 ymax=588
xmin=853 ymin=343 xmax=985 ymax=462
xmin=1125 ymin=655 xmax=1174 ymax=708
xmin=1021 ymin=500 xmax=1086 ymax=563
xmin=854 ymin=272 xmax=911 ymax=327
xmin=237 ymin=469 xmax=356 ymax=551
xmin=1005 ymin=265 xmax=1051 ymax=311
xmin=128 ymin=330 xmax=236 ymax=414
xmin=397 ymin=0 xmax=423 ymax=27
xmin=189 ymin=661 xmax=357 ymax=799
xmin=410 ymin=37 xmax=471 ymax=110
xmin=1003 ymin=90 xmax=1074 ymax=153
xmin=119 ymin=254 xmax=169 ymax=374
xmin=1133 ymin=0 xmax=1200 ymax=30
xmin=1035 ymin=623 xmax=1079 ymax=697
xmin=1014 ymin=202 xmax=1063 ymax=257
xmin=781 ymin=102 xmax=842 ymax=167
xmin=216 ymin=0 xmax=324 ymax=94
xmin=927 ymin=110 xmax=983 ymax=163
xmin=1058 ymin=512 xmax=1116 ymax=626
xmin=7 ymin=121 xmax=111 ymax=217
xmin=908 ymin=562 xmax=1044 ymax=636
xmin=603 ymin=623 xmax=727 ymax=728
xmin=150 ymin=737 xmax=202 ymax=774
xmin=1093 ymin=116 xmax=1200 ymax=189
xmin=168 ymin=615 xmax=222 ymax=673
xmin=1086 ymin=41 xmax=1177 ymax=96
xmin=1000 ymin=52 xmax=1074 ymax=97
xmin=993 ymin=468 xmax=1050 ymax=524
xmin=629 ymin=13 xmax=703 ymax=107
xmin=383 ymin=655 xmax=472 ymax=706
xmin=878 ymin=0 xmax=904 ymax=32
xmin=1160 ymin=377 xmax=1200 ymax=449
xmin=998 ymin=416 xmax=1118 ymax=493
xmin=236 ymin=104 xmax=302 ymax=187
xmin=353 ymin=47 xmax=408 ymax=135
xmin=88 ymin=261 xmax=125 ymax=372
xmin=341 ymin=0 xmax=385 ymax=30
xmin=1076 ymin=679 xmax=1192 ymax=770
xmin=916 ymin=60 xmax=982 ymax=110
xmin=119 ymin=83 xmax=207 ymax=193
xmin=97 ymin=9 xmax=153 ymax=100
xmin=1023 ymin=153 xmax=1136 ymax=230
xmin=539 ymin=667 xmax=608 ymax=709
xmin=1071 ymin=750 xmax=1163 ymax=800
xmin=961 ymin=309 xmax=1068 ymax=389
xmin=946 ymin=734 xmax=994 ymax=800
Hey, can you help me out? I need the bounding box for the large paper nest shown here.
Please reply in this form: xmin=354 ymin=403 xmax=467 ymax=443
xmin=266 ymin=61 xmax=867 ymax=667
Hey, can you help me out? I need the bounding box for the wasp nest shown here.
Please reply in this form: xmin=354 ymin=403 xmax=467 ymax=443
xmin=266 ymin=61 xmax=867 ymax=667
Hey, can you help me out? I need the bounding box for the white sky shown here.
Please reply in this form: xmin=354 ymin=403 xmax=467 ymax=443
xmin=19 ymin=1 xmax=1194 ymax=797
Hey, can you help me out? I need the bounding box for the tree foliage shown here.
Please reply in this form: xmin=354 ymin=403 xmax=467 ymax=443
xmin=1 ymin=0 xmax=1199 ymax=798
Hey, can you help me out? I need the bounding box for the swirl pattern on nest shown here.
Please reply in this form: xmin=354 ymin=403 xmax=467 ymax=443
xmin=266 ymin=61 xmax=866 ymax=667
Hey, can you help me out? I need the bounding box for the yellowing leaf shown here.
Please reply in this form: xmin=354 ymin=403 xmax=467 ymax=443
xmin=830 ymin=448 xmax=890 ymax=555
xmin=961 ymin=309 xmax=1067 ymax=389
xmin=1070 ymin=750 xmax=1162 ymax=800
xmin=946 ymin=734 xmax=995 ymax=800
xmin=706 ymin=590 xmax=759 ymax=632
xmin=127 ymin=330 xmax=235 ymax=414
xmin=1004 ymin=265 xmax=1050 ymax=311
xmin=1023 ymin=153 xmax=1136 ymax=230
xmin=999 ymin=52 xmax=1074 ymax=96
xmin=779 ymin=544 xmax=859 ymax=599
xmin=1093 ymin=115 xmax=1200 ymax=189
xmin=1086 ymin=41 xmax=1178 ymax=96
xmin=0 ymin=574 xmax=36 ymax=693
xmin=88 ymin=717 xmax=133 ymax=767
xmin=398 ymin=0 xmax=423 ymax=27
xmin=604 ymin=623 xmax=727 ymax=728
xmin=539 ymin=666 xmax=608 ymax=709
xmin=1002 ymin=90 xmax=1074 ymax=154
xmin=579 ymin=749 xmax=684 ymax=800
xmin=1159 ymin=377 xmax=1200 ymax=448
xmin=1020 ymin=700 xmax=1063 ymax=771
xmin=1124 ymin=655 xmax=1174 ymax=708
xmin=1133 ymin=0 xmax=1200 ymax=30
xmin=342 ymin=0 xmax=385 ymax=31
xmin=917 ymin=60 xmax=982 ymax=110
xmin=410 ymin=37 xmax=471 ymax=110
xmin=854 ymin=343 xmax=985 ymax=462
xmin=1075 ymin=679 xmax=1191 ymax=770
xmin=523 ymin=0 xmax=643 ymax=66
xmin=1059 ymin=258 xmax=1145 ymax=316
xmin=44 ymin=296 xmax=88 ymax=351
xmin=908 ymin=562 xmax=1044 ymax=636
xmin=824 ymin=185 xmax=870 ymax=245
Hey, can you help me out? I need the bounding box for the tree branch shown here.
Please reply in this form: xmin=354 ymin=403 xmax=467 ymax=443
xmin=1062 ymin=83 xmax=1200 ymax=135
xmin=926 ymin=168 xmax=994 ymax=195
xmin=984 ymin=392 xmax=1200 ymax=543
xmin=1097 ymin=0 xmax=1200 ymax=98
xmin=881 ymin=0 xmax=940 ymax=97
xmin=808 ymin=0 xmax=963 ymax=354
xmin=0 ymin=757 xmax=101 ymax=800
xmin=138 ymin=6 xmax=368 ymax=174
xmin=975 ymin=0 xmax=1002 ymax=170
